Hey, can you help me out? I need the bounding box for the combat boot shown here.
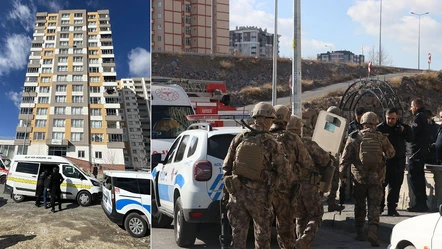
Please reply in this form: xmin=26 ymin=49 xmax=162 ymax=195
xmin=355 ymin=226 xmax=365 ymax=241
xmin=367 ymin=225 xmax=380 ymax=247
xmin=327 ymin=199 xmax=345 ymax=212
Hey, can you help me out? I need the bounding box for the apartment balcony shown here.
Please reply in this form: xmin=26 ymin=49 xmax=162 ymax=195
xmin=14 ymin=139 xmax=31 ymax=146
xmin=16 ymin=126 xmax=31 ymax=133
xmin=107 ymin=142 xmax=124 ymax=149
xmin=18 ymin=113 xmax=34 ymax=121
xmin=105 ymin=115 xmax=122 ymax=121
xmin=106 ymin=128 xmax=123 ymax=134
xmin=46 ymin=139 xmax=69 ymax=146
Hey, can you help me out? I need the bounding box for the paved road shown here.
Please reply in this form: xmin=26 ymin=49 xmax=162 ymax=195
xmin=238 ymin=72 xmax=417 ymax=111
xmin=152 ymin=224 xmax=388 ymax=249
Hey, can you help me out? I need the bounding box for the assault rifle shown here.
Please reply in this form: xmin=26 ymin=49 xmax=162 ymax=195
xmin=219 ymin=189 xmax=233 ymax=249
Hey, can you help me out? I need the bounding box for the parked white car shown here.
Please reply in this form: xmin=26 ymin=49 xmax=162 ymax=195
xmin=388 ymin=204 xmax=442 ymax=249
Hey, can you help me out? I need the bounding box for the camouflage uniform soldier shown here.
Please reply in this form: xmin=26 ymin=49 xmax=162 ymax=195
xmin=325 ymin=106 xmax=346 ymax=212
xmin=222 ymin=102 xmax=292 ymax=249
xmin=287 ymin=115 xmax=327 ymax=249
xmin=340 ymin=112 xmax=395 ymax=247
xmin=269 ymin=105 xmax=303 ymax=249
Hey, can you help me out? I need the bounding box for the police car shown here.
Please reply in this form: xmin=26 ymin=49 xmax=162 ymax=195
xmin=151 ymin=123 xmax=245 ymax=247
xmin=101 ymin=170 xmax=152 ymax=238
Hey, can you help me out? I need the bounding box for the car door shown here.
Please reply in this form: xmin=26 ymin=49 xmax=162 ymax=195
xmin=157 ymin=136 xmax=182 ymax=211
xmin=14 ymin=161 xmax=40 ymax=196
xmin=101 ymin=174 xmax=113 ymax=215
xmin=138 ymin=176 xmax=152 ymax=225
xmin=61 ymin=164 xmax=87 ymax=200
xmin=432 ymin=215 xmax=442 ymax=248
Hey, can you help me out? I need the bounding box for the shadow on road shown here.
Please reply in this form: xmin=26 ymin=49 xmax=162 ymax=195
xmin=0 ymin=196 xmax=7 ymax=208
xmin=0 ymin=234 xmax=37 ymax=248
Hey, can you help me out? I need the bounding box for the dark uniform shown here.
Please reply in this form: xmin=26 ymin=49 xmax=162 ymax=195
xmin=50 ymin=169 xmax=65 ymax=212
xmin=35 ymin=170 xmax=47 ymax=207
xmin=408 ymin=107 xmax=431 ymax=211
xmin=376 ymin=121 xmax=413 ymax=215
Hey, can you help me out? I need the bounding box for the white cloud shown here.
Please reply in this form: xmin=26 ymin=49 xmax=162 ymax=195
xmin=6 ymin=91 xmax=22 ymax=108
xmin=347 ymin=0 xmax=442 ymax=54
xmin=127 ymin=48 xmax=151 ymax=77
xmin=7 ymin=0 xmax=36 ymax=31
xmin=0 ymin=34 xmax=32 ymax=77
xmin=86 ymin=0 xmax=99 ymax=8
xmin=36 ymin=0 xmax=69 ymax=12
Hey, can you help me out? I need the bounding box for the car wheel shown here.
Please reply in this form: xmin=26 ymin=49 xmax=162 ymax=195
xmin=152 ymin=199 xmax=173 ymax=228
xmin=0 ymin=175 xmax=6 ymax=184
xmin=11 ymin=193 xmax=25 ymax=203
xmin=125 ymin=212 xmax=148 ymax=238
xmin=404 ymin=246 xmax=416 ymax=249
xmin=174 ymin=197 xmax=197 ymax=247
xmin=76 ymin=191 xmax=92 ymax=206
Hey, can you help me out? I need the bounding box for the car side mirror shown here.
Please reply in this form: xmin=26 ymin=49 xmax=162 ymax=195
xmin=152 ymin=153 xmax=162 ymax=168
xmin=439 ymin=204 xmax=442 ymax=217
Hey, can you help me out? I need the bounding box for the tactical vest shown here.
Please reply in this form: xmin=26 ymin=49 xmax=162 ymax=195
xmin=272 ymin=130 xmax=301 ymax=182
xmin=233 ymin=131 xmax=272 ymax=182
xmin=358 ymin=131 xmax=383 ymax=168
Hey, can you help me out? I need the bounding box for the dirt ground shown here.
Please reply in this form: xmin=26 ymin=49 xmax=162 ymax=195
xmin=0 ymin=184 xmax=150 ymax=249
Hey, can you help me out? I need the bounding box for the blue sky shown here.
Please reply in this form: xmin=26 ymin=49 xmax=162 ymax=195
xmin=0 ymin=0 xmax=151 ymax=138
xmin=230 ymin=0 xmax=442 ymax=69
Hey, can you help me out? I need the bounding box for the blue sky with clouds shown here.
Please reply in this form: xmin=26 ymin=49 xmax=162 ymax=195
xmin=230 ymin=0 xmax=442 ymax=69
xmin=0 ymin=0 xmax=150 ymax=138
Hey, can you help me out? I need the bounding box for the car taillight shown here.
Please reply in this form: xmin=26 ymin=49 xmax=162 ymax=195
xmin=194 ymin=161 xmax=212 ymax=181
xmin=111 ymin=188 xmax=115 ymax=204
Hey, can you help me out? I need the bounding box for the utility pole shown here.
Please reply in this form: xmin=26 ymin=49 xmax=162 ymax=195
xmin=22 ymin=89 xmax=30 ymax=155
xmin=292 ymin=0 xmax=301 ymax=117
xmin=272 ymin=0 xmax=278 ymax=106
xmin=379 ymin=0 xmax=382 ymax=66
xmin=411 ymin=11 xmax=429 ymax=70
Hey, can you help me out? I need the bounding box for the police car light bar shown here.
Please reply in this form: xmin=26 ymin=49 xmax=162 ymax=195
xmin=187 ymin=114 xmax=252 ymax=121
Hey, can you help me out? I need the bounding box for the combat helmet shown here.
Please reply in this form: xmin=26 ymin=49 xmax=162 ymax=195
xmin=327 ymin=106 xmax=342 ymax=116
xmin=360 ymin=112 xmax=379 ymax=125
xmin=287 ymin=114 xmax=303 ymax=130
xmin=251 ymin=102 xmax=276 ymax=119
xmin=274 ymin=105 xmax=290 ymax=124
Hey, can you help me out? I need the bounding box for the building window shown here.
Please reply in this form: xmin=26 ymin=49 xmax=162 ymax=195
xmin=41 ymin=67 xmax=52 ymax=73
xmin=47 ymin=29 xmax=56 ymax=34
xmin=109 ymin=134 xmax=122 ymax=142
xmin=72 ymin=85 xmax=83 ymax=92
xmin=53 ymin=119 xmax=65 ymax=127
xmin=73 ymin=66 xmax=83 ymax=72
xmin=59 ymin=41 xmax=68 ymax=46
xmin=40 ymin=77 xmax=50 ymax=83
xmin=48 ymin=146 xmax=67 ymax=156
xmin=88 ymin=42 xmax=98 ymax=47
xmin=38 ymin=97 xmax=49 ymax=104
xmin=56 ymin=85 xmax=67 ymax=92
xmin=73 ymin=75 xmax=83 ymax=82
xmin=157 ymin=13 xmax=162 ymax=19
xmin=45 ymin=43 xmax=55 ymax=48
xmin=56 ymin=75 xmax=67 ymax=82
xmin=60 ymin=33 xmax=69 ymax=39
xmin=59 ymin=49 xmax=68 ymax=54
xmin=89 ymin=86 xmax=100 ymax=93
xmin=35 ymin=120 xmax=46 ymax=127
xmin=46 ymin=36 xmax=55 ymax=41
xmin=73 ymin=41 xmax=83 ymax=46
xmin=88 ymin=28 xmax=97 ymax=32
xmin=53 ymin=107 xmax=65 ymax=115
xmin=58 ymin=57 xmax=68 ymax=63
xmin=58 ymin=66 xmax=68 ymax=72
xmin=44 ymin=51 xmax=54 ymax=56
xmin=78 ymin=150 xmax=85 ymax=158
xmin=43 ymin=59 xmax=53 ymax=65
xmin=91 ymin=120 xmax=102 ymax=128
xmin=33 ymin=132 xmax=46 ymax=140
xmin=89 ymin=58 xmax=99 ymax=64
xmin=71 ymin=132 xmax=83 ymax=142
xmin=89 ymin=67 xmax=99 ymax=73
xmin=157 ymin=24 xmax=161 ymax=30
xmin=48 ymin=16 xmax=57 ymax=20
xmin=74 ymin=26 xmax=82 ymax=31
xmin=61 ymin=27 xmax=69 ymax=32
xmin=71 ymin=119 xmax=84 ymax=128
xmin=73 ymin=56 xmax=83 ymax=62
xmin=72 ymin=96 xmax=83 ymax=103
xmin=52 ymin=132 xmax=65 ymax=140
xmin=62 ymin=13 xmax=70 ymax=18
xmin=88 ymin=50 xmax=98 ymax=55
xmin=90 ymin=109 xmax=101 ymax=116
xmin=157 ymin=1 xmax=161 ymax=7
xmin=55 ymin=96 xmax=66 ymax=103
xmin=158 ymin=36 xmax=161 ymax=42
xmin=95 ymin=151 xmax=102 ymax=159
xmin=74 ymin=20 xmax=83 ymax=24
xmin=72 ymin=107 xmax=83 ymax=115
xmin=92 ymin=134 xmax=104 ymax=142
xmin=36 ymin=108 xmax=48 ymax=115
xmin=16 ymin=132 xmax=29 ymax=139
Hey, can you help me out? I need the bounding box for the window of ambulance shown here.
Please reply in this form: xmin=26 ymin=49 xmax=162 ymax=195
xmin=16 ymin=162 xmax=39 ymax=175
xmin=62 ymin=165 xmax=86 ymax=179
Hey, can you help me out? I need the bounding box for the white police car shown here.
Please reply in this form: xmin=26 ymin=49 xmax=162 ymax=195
xmin=101 ymin=170 xmax=152 ymax=238
xmin=151 ymin=123 xmax=245 ymax=247
xmin=388 ymin=204 xmax=442 ymax=249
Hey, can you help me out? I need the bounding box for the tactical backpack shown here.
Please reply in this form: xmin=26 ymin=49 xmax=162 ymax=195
xmin=358 ymin=131 xmax=383 ymax=167
xmin=233 ymin=131 xmax=271 ymax=182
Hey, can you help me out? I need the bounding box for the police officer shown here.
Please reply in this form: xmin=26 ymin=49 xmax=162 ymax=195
xmin=325 ymin=106 xmax=346 ymax=212
xmin=347 ymin=107 xmax=366 ymax=136
xmin=407 ymin=99 xmax=431 ymax=212
xmin=269 ymin=105 xmax=306 ymax=249
xmin=340 ymin=112 xmax=395 ymax=247
xmin=35 ymin=168 xmax=48 ymax=207
xmin=287 ymin=115 xmax=326 ymax=249
xmin=376 ymin=108 xmax=413 ymax=216
xmin=222 ymin=102 xmax=292 ymax=249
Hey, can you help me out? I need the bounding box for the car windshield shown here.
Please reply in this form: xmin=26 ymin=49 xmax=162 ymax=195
xmin=207 ymin=134 xmax=236 ymax=160
xmin=152 ymin=105 xmax=194 ymax=139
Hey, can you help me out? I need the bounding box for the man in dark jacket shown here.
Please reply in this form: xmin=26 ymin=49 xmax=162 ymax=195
xmin=407 ymin=99 xmax=431 ymax=212
xmin=50 ymin=166 xmax=65 ymax=213
xmin=347 ymin=107 xmax=366 ymax=137
xmin=35 ymin=168 xmax=48 ymax=207
xmin=93 ymin=165 xmax=98 ymax=179
xmin=376 ymin=108 xmax=414 ymax=216
xmin=435 ymin=126 xmax=442 ymax=164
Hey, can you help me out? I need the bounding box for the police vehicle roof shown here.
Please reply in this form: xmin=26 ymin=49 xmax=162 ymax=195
xmin=103 ymin=170 xmax=152 ymax=179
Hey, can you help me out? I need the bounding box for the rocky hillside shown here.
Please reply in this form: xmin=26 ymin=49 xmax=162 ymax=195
xmin=151 ymin=52 xmax=418 ymax=106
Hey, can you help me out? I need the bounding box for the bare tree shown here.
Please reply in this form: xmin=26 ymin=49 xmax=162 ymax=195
xmin=367 ymin=45 xmax=393 ymax=66
xmin=103 ymin=150 xmax=118 ymax=167
xmin=132 ymin=151 xmax=149 ymax=171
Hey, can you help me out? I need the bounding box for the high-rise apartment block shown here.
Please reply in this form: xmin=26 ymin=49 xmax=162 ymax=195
xmin=16 ymin=9 xmax=125 ymax=170
xmin=118 ymin=78 xmax=151 ymax=169
xmin=151 ymin=0 xmax=229 ymax=54
xmin=229 ymin=26 xmax=279 ymax=58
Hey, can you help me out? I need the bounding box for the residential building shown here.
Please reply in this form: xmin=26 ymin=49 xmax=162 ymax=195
xmin=118 ymin=78 xmax=150 ymax=169
xmin=0 ymin=140 xmax=16 ymax=159
xmin=229 ymin=26 xmax=280 ymax=57
xmin=15 ymin=9 xmax=125 ymax=171
xmin=151 ymin=0 xmax=229 ymax=54
xmin=317 ymin=50 xmax=365 ymax=64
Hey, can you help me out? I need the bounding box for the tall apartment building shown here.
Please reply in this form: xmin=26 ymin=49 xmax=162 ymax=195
xmin=15 ymin=9 xmax=125 ymax=170
xmin=119 ymin=78 xmax=150 ymax=169
xmin=151 ymin=0 xmax=229 ymax=54
xmin=229 ymin=26 xmax=279 ymax=57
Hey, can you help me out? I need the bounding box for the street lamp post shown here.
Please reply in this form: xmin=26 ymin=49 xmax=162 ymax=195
xmin=272 ymin=0 xmax=278 ymax=106
xmin=411 ymin=11 xmax=429 ymax=70
xmin=379 ymin=0 xmax=382 ymax=66
xmin=22 ymin=89 xmax=30 ymax=155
